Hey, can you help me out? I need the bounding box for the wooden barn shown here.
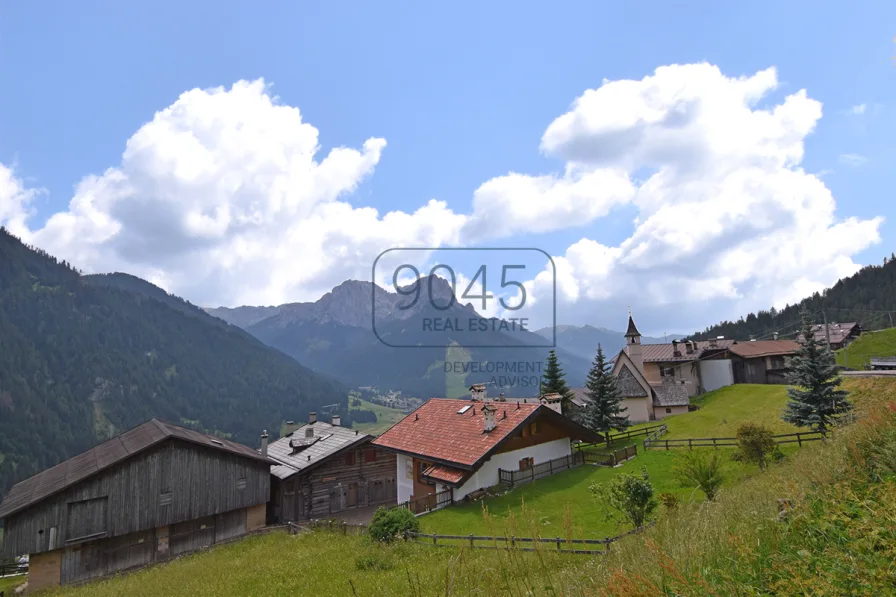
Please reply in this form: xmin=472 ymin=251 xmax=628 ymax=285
xmin=266 ymin=413 xmax=397 ymax=523
xmin=0 ymin=419 xmax=272 ymax=592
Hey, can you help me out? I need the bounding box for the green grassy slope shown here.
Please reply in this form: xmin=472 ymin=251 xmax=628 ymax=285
xmin=836 ymin=328 xmax=896 ymax=368
xmin=38 ymin=378 xmax=896 ymax=597
xmin=350 ymin=399 xmax=407 ymax=435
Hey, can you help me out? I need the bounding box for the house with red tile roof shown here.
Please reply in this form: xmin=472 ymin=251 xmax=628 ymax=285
xmin=371 ymin=390 xmax=602 ymax=507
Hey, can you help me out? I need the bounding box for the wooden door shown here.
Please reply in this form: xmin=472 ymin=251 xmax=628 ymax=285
xmin=347 ymin=483 xmax=358 ymax=508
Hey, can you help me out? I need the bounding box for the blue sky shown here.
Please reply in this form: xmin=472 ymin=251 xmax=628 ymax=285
xmin=1 ymin=1 xmax=894 ymax=334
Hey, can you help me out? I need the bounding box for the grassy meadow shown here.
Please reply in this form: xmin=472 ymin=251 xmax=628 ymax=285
xmin=31 ymin=378 xmax=896 ymax=596
xmin=836 ymin=327 xmax=896 ymax=368
xmin=350 ymin=398 xmax=407 ymax=435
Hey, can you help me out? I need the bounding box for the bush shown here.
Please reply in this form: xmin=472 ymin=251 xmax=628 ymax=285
xmin=367 ymin=506 xmax=420 ymax=542
xmin=736 ymin=423 xmax=776 ymax=470
xmin=355 ymin=554 xmax=393 ymax=571
xmin=659 ymin=492 xmax=680 ymax=511
xmin=771 ymin=446 xmax=785 ymax=462
xmin=675 ymin=449 xmax=725 ymax=501
xmin=590 ymin=466 xmax=657 ymax=529
xmin=730 ymin=450 xmax=744 ymax=462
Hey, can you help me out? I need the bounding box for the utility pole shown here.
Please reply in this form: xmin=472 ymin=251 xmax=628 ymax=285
xmin=823 ymin=310 xmax=831 ymax=352
xmin=889 ymin=311 xmax=894 ymax=329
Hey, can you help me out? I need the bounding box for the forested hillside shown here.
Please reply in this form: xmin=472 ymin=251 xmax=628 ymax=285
xmin=0 ymin=227 xmax=348 ymax=496
xmin=691 ymin=254 xmax=896 ymax=341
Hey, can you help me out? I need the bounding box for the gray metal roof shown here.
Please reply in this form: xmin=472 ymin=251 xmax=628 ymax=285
xmin=267 ymin=421 xmax=372 ymax=480
xmin=0 ymin=419 xmax=273 ymax=520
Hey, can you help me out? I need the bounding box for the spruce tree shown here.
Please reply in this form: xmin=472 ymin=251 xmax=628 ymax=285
xmin=782 ymin=308 xmax=852 ymax=436
xmin=581 ymin=345 xmax=629 ymax=437
xmin=540 ymin=349 xmax=575 ymax=414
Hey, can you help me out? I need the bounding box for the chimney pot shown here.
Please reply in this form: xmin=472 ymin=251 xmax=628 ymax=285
xmin=308 ymin=412 xmax=317 ymax=424
xmin=260 ymin=430 xmax=269 ymax=458
xmin=331 ymin=414 xmax=341 ymax=427
xmin=482 ymin=403 xmax=497 ymax=432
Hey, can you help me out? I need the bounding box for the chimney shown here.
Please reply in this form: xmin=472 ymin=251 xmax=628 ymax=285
xmin=497 ymin=392 xmax=506 ymax=402
xmin=708 ymin=337 xmax=717 ymax=348
xmin=540 ymin=393 xmax=563 ymax=414
xmin=470 ymin=384 xmax=486 ymax=402
xmin=308 ymin=412 xmax=317 ymax=424
xmin=773 ymin=332 xmax=779 ymax=341
xmin=331 ymin=414 xmax=341 ymax=427
xmin=283 ymin=420 xmax=300 ymax=436
xmin=672 ymin=339 xmax=680 ymax=357
xmin=260 ymin=430 xmax=269 ymax=458
xmin=481 ymin=403 xmax=497 ymax=432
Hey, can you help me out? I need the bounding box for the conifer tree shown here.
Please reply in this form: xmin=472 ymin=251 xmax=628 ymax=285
xmin=782 ymin=308 xmax=852 ymax=436
xmin=540 ymin=349 xmax=574 ymax=414
xmin=581 ymin=345 xmax=629 ymax=437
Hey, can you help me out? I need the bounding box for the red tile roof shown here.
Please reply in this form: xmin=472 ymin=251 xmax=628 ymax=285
xmin=373 ymin=399 xmax=542 ymax=467
xmin=728 ymin=340 xmax=799 ymax=358
xmin=422 ymin=464 xmax=466 ymax=484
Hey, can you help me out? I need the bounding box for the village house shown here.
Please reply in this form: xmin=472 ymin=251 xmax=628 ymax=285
xmin=266 ymin=413 xmax=396 ymax=523
xmin=0 ymin=419 xmax=272 ymax=592
xmin=371 ymin=389 xmax=601 ymax=511
xmin=728 ymin=340 xmax=800 ymax=384
xmin=808 ymin=322 xmax=861 ymax=350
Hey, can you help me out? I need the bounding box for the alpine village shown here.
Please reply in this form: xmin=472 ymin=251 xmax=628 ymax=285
xmin=1 ymin=226 xmax=895 ymax=596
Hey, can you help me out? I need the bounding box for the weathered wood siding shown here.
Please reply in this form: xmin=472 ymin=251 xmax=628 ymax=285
xmin=2 ymin=439 xmax=269 ymax=558
xmin=273 ymin=443 xmax=396 ymax=522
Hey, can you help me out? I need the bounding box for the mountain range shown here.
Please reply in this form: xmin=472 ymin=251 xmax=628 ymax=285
xmin=207 ymin=278 xmax=592 ymax=398
xmin=0 ymin=227 xmax=349 ymax=496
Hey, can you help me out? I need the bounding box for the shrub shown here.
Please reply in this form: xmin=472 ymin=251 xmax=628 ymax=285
xmin=771 ymin=446 xmax=785 ymax=462
xmin=658 ymin=492 xmax=680 ymax=511
xmin=675 ymin=449 xmax=725 ymax=501
xmin=730 ymin=450 xmax=744 ymax=462
xmin=355 ymin=554 xmax=393 ymax=571
xmin=590 ymin=466 xmax=657 ymax=529
xmin=367 ymin=506 xmax=420 ymax=542
xmin=736 ymin=423 xmax=776 ymax=470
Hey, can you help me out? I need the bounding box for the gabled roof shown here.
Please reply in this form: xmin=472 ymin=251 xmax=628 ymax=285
xmin=266 ymin=421 xmax=373 ymax=480
xmin=0 ymin=419 xmax=272 ymax=520
xmin=652 ymin=383 xmax=690 ymax=407
xmin=728 ymin=340 xmax=799 ymax=358
xmin=372 ymin=399 xmax=602 ymax=474
xmin=611 ymin=350 xmax=655 ymax=399
xmin=620 ymin=339 xmax=736 ymax=363
xmin=808 ymin=322 xmax=859 ymax=345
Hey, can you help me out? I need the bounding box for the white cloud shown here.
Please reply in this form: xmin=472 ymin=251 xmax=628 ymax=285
xmin=1 ymin=65 xmax=884 ymax=335
xmin=6 ymin=80 xmax=467 ymax=306
xmin=838 ymin=153 xmax=869 ymax=166
xmin=849 ymin=103 xmax=867 ymax=115
xmin=470 ymin=63 xmax=883 ymax=332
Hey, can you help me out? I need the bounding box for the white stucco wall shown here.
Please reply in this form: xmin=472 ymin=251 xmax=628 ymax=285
xmin=621 ymin=397 xmax=652 ymax=423
xmin=396 ymin=453 xmax=415 ymax=503
xmin=699 ymin=359 xmax=734 ymax=393
xmin=453 ymin=437 xmax=571 ymax=501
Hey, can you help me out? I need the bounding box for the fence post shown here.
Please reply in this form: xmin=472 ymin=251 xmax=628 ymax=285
xmin=606 ymin=537 xmax=611 ymax=552
xmin=688 ymin=439 xmax=693 ymax=450
xmin=433 ymin=534 xmax=437 ymax=546
xmin=511 ymin=535 xmax=515 ymax=548
xmin=470 ymin=534 xmax=474 ymax=549
xmin=797 ymin=433 xmax=802 ymax=447
xmin=712 ymin=438 xmax=717 ymax=448
xmin=665 ymin=440 xmax=669 ymax=450
xmin=556 ymin=536 xmax=561 ymax=550
xmin=550 ymin=459 xmax=554 ymax=475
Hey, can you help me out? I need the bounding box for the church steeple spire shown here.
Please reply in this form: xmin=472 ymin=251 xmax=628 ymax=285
xmin=624 ymin=309 xmax=641 ymax=340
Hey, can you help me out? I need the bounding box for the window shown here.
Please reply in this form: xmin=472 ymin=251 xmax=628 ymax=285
xmin=416 ymin=461 xmax=434 ymax=485
xmin=660 ymin=367 xmax=675 ymax=378
xmin=519 ymin=457 xmax=534 ymax=470
xmin=364 ymin=448 xmax=377 ymax=463
xmin=530 ymin=421 xmax=540 ymax=435
xmin=344 ymin=451 xmax=356 ymax=466
xmin=665 ymin=408 xmax=672 ymax=414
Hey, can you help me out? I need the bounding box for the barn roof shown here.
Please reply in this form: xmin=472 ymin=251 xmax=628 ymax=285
xmin=266 ymin=421 xmax=373 ymax=480
xmin=727 ymin=340 xmax=799 ymax=358
xmin=0 ymin=419 xmax=273 ymax=520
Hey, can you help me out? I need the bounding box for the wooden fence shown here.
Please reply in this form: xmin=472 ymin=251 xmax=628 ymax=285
xmin=0 ymin=562 xmax=27 ymax=577
xmin=579 ymin=443 xmax=638 ymax=466
xmin=287 ymin=520 xmax=368 ymax=535
xmin=605 ymin=424 xmax=668 ymax=444
xmin=408 ymin=521 xmax=656 ymax=556
xmin=393 ymin=489 xmax=455 ymax=515
xmin=643 ymin=430 xmax=825 ymax=450
xmin=498 ymin=451 xmax=584 ymax=487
